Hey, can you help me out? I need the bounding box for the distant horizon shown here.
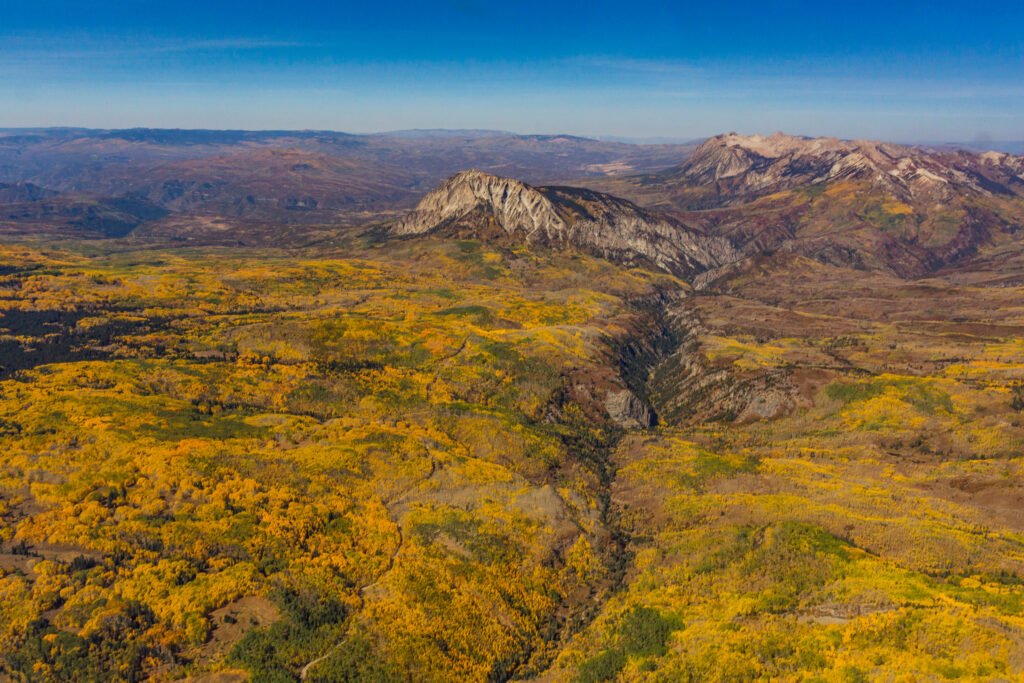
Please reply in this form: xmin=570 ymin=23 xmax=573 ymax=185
xmin=1 ymin=125 xmax=1022 ymax=152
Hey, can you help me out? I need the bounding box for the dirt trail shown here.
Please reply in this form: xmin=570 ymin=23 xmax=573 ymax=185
xmin=298 ymin=518 xmax=406 ymax=680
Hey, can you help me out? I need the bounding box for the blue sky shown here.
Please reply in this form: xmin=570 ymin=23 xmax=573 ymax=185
xmin=1 ymin=0 xmax=1022 ymax=141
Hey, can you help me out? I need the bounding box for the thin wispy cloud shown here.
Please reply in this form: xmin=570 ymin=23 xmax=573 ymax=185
xmin=0 ymin=36 xmax=314 ymax=61
xmin=139 ymin=38 xmax=314 ymax=53
xmin=562 ymin=56 xmax=705 ymax=77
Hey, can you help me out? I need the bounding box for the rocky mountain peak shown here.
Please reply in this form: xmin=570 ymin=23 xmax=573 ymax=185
xmin=390 ymin=169 xmax=568 ymax=241
xmin=674 ymin=132 xmax=1024 ymax=205
xmin=387 ymin=171 xmax=739 ymax=278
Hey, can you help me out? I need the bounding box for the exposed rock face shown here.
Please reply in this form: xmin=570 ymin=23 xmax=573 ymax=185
xmin=391 ymin=171 xmax=566 ymax=240
xmin=604 ymin=389 xmax=654 ymax=429
xmin=670 ymin=132 xmax=1024 ymax=206
xmin=389 ymin=170 xmax=738 ymax=278
xmin=645 ymin=304 xmax=802 ymax=425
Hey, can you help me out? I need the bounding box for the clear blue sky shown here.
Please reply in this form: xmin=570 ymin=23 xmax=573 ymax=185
xmin=1 ymin=0 xmax=1022 ymax=141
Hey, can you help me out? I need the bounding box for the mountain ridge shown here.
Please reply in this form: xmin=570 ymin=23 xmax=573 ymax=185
xmin=574 ymin=132 xmax=1024 ymax=279
xmin=664 ymin=131 xmax=1024 ymax=206
xmin=387 ymin=169 xmax=738 ymax=277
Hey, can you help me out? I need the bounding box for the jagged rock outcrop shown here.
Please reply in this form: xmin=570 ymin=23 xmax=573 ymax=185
xmin=390 ymin=171 xmax=566 ymax=240
xmin=388 ymin=170 xmax=738 ymax=278
xmin=604 ymin=389 xmax=654 ymax=429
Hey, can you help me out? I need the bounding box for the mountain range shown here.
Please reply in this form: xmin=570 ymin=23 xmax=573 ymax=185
xmin=578 ymin=132 xmax=1024 ymax=278
xmin=2 ymin=128 xmax=1021 ymax=281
